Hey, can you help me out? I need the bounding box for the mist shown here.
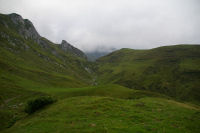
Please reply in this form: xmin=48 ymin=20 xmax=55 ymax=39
xmin=0 ymin=0 xmax=200 ymax=52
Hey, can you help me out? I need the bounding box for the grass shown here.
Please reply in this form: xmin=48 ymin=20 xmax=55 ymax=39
xmin=96 ymin=45 xmax=200 ymax=103
xmin=26 ymin=84 xmax=169 ymax=100
xmin=0 ymin=83 xmax=169 ymax=131
xmin=2 ymin=96 xmax=200 ymax=133
xmin=1 ymin=83 xmax=199 ymax=133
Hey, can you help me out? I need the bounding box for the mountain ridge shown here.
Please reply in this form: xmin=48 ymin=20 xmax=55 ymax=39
xmin=0 ymin=13 xmax=87 ymax=59
xmin=0 ymin=12 xmax=93 ymax=94
xmin=96 ymin=44 xmax=200 ymax=103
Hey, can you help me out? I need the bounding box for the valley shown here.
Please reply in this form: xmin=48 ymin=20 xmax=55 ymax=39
xmin=0 ymin=13 xmax=200 ymax=133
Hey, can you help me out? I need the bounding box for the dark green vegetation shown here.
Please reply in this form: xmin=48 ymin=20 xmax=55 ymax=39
xmin=97 ymin=45 xmax=200 ymax=103
xmin=0 ymin=13 xmax=200 ymax=132
xmin=24 ymin=96 xmax=55 ymax=114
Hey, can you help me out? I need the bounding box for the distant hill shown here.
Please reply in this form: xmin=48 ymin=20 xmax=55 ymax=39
xmin=86 ymin=51 xmax=110 ymax=61
xmin=97 ymin=45 xmax=200 ymax=103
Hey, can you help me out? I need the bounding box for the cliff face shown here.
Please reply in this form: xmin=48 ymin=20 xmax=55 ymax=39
xmin=7 ymin=13 xmax=40 ymax=41
xmin=60 ymin=40 xmax=87 ymax=59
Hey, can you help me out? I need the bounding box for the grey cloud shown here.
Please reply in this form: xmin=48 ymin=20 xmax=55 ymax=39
xmin=0 ymin=0 xmax=200 ymax=52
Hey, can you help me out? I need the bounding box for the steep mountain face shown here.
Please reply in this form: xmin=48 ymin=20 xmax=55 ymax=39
xmin=0 ymin=13 xmax=93 ymax=99
xmin=97 ymin=45 xmax=200 ymax=103
xmin=1 ymin=13 xmax=40 ymax=41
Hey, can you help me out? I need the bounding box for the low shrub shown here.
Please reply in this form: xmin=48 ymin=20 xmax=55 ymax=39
xmin=24 ymin=96 xmax=56 ymax=114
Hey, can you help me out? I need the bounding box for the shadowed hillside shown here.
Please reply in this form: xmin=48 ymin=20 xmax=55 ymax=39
xmin=97 ymin=45 xmax=200 ymax=103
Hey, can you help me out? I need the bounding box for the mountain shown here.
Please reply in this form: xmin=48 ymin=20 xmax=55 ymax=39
xmin=1 ymin=13 xmax=40 ymax=41
xmin=0 ymin=13 xmax=200 ymax=133
xmin=0 ymin=12 xmax=93 ymax=116
xmin=0 ymin=13 xmax=92 ymax=88
xmin=96 ymin=45 xmax=200 ymax=103
xmin=0 ymin=13 xmax=97 ymax=130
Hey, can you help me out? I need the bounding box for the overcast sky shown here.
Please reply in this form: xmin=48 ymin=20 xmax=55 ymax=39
xmin=0 ymin=0 xmax=200 ymax=52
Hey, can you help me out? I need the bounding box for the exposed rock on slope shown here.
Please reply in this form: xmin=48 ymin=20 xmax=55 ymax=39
xmin=8 ymin=13 xmax=40 ymax=41
xmin=59 ymin=40 xmax=87 ymax=59
xmin=0 ymin=13 xmax=92 ymax=88
xmin=0 ymin=13 xmax=87 ymax=59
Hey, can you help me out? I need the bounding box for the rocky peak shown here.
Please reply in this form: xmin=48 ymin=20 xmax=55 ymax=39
xmin=60 ymin=40 xmax=87 ymax=59
xmin=9 ymin=13 xmax=24 ymax=24
xmin=8 ymin=13 xmax=40 ymax=41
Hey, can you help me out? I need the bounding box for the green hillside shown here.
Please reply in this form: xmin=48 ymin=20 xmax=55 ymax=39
xmin=0 ymin=13 xmax=94 ymax=99
xmin=97 ymin=45 xmax=200 ymax=103
xmin=0 ymin=13 xmax=93 ymax=130
xmin=1 ymin=84 xmax=200 ymax=133
xmin=0 ymin=13 xmax=200 ymax=133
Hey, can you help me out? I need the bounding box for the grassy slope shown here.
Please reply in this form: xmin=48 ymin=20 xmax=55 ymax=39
xmin=0 ymin=13 xmax=93 ymax=130
xmin=0 ymin=13 xmax=94 ymax=100
xmin=2 ymin=96 xmax=200 ymax=133
xmin=2 ymin=84 xmax=200 ymax=133
xmin=97 ymin=45 xmax=200 ymax=103
xmin=29 ymin=84 xmax=169 ymax=100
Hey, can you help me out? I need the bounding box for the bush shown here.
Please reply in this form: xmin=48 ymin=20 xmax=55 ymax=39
xmin=24 ymin=96 xmax=56 ymax=114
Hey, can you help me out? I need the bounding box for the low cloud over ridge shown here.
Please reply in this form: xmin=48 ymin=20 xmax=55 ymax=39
xmin=0 ymin=0 xmax=200 ymax=52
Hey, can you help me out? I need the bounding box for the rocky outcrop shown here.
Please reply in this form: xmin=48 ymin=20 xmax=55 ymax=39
xmin=8 ymin=13 xmax=41 ymax=42
xmin=59 ymin=40 xmax=87 ymax=59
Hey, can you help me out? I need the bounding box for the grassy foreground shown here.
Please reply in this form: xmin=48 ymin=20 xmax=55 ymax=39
xmin=2 ymin=96 xmax=200 ymax=133
xmin=1 ymin=84 xmax=200 ymax=133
